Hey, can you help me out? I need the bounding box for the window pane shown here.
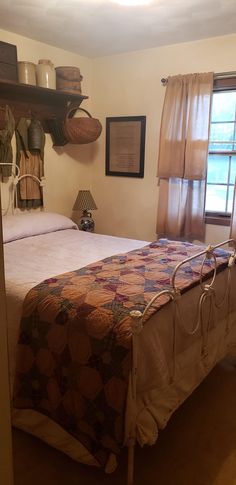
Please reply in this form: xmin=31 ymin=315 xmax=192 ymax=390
xmin=209 ymin=122 xmax=235 ymax=151
xmin=211 ymin=92 xmax=236 ymax=122
xmin=205 ymin=184 xmax=227 ymax=212
xmin=210 ymin=122 xmax=234 ymax=142
xmin=227 ymin=186 xmax=234 ymax=213
xmin=206 ymin=90 xmax=236 ymax=215
xmin=207 ymin=155 xmax=229 ymax=183
xmin=230 ymin=155 xmax=236 ymax=184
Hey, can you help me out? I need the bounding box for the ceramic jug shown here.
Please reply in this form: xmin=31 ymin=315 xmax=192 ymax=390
xmin=36 ymin=59 xmax=56 ymax=89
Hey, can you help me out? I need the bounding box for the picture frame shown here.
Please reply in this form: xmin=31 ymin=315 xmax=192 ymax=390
xmin=105 ymin=115 xmax=146 ymax=178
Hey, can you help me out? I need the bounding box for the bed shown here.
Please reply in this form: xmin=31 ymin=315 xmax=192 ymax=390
xmin=3 ymin=211 xmax=236 ymax=485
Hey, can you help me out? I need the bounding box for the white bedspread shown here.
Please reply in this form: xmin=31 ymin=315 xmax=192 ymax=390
xmin=4 ymin=229 xmax=148 ymax=386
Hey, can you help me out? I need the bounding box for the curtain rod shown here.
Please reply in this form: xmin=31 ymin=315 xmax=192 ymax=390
xmin=161 ymin=71 xmax=236 ymax=86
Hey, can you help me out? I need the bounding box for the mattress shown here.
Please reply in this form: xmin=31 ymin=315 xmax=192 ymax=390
xmin=3 ymin=213 xmax=236 ymax=470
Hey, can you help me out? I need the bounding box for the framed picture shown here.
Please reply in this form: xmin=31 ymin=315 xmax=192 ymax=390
xmin=105 ymin=115 xmax=146 ymax=178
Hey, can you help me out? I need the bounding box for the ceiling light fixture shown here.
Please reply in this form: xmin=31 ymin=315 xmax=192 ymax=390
xmin=112 ymin=0 xmax=152 ymax=6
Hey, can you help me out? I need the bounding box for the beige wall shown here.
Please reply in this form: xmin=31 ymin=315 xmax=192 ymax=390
xmin=91 ymin=33 xmax=236 ymax=243
xmin=0 ymin=29 xmax=235 ymax=243
xmin=0 ymin=29 xmax=94 ymax=218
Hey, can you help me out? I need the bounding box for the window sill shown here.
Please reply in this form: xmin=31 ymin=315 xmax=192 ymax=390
xmin=205 ymin=214 xmax=231 ymax=227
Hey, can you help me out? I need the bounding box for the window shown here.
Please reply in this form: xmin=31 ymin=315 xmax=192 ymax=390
xmin=206 ymin=80 xmax=236 ymax=225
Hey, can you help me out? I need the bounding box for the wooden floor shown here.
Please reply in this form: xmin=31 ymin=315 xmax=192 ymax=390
xmin=13 ymin=358 xmax=236 ymax=485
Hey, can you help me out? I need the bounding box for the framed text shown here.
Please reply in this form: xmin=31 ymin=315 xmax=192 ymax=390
xmin=105 ymin=116 xmax=146 ymax=178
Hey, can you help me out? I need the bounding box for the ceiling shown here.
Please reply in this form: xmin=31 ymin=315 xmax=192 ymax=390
xmin=0 ymin=0 xmax=236 ymax=58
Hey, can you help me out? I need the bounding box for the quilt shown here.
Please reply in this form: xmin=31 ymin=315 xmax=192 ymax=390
xmin=13 ymin=239 xmax=231 ymax=466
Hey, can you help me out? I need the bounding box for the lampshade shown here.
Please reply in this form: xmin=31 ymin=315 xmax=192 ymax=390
xmin=73 ymin=190 xmax=97 ymax=211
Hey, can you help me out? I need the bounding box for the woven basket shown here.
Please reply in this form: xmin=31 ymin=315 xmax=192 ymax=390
xmin=63 ymin=107 xmax=102 ymax=144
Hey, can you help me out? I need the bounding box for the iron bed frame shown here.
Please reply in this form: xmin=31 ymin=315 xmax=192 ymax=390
xmin=1 ymin=162 xmax=236 ymax=485
xmin=127 ymin=239 xmax=236 ymax=485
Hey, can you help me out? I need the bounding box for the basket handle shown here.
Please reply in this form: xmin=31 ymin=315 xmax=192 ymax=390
xmin=66 ymin=106 xmax=92 ymax=120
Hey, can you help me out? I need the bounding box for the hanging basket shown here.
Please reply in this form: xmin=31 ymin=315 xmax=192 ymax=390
xmin=63 ymin=107 xmax=102 ymax=144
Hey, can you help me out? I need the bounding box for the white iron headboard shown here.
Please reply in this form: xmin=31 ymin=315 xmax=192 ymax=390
xmin=0 ymin=162 xmax=45 ymax=215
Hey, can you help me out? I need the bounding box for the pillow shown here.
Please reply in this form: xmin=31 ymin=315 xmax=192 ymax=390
xmin=2 ymin=212 xmax=78 ymax=243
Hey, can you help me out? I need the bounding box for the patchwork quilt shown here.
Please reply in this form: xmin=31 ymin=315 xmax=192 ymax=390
xmin=13 ymin=239 xmax=230 ymax=466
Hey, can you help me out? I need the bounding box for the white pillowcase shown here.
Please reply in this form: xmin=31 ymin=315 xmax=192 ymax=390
xmin=2 ymin=212 xmax=78 ymax=243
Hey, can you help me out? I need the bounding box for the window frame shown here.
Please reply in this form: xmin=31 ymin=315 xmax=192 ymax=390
xmin=205 ymin=76 xmax=236 ymax=226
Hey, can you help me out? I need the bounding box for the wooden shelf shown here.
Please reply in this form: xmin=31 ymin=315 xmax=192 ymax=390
xmin=0 ymin=79 xmax=88 ymax=132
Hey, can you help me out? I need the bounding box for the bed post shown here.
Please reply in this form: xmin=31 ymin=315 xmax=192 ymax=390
xmin=127 ymin=309 xmax=143 ymax=485
xmin=0 ymin=162 xmax=45 ymax=214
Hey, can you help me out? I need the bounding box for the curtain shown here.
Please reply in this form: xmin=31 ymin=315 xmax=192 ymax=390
xmin=157 ymin=178 xmax=206 ymax=241
xmin=157 ymin=72 xmax=213 ymax=241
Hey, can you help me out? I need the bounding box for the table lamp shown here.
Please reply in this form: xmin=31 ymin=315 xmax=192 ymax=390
xmin=73 ymin=189 xmax=97 ymax=232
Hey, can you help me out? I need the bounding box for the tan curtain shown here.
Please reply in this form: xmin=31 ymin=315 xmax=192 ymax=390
xmin=157 ymin=178 xmax=206 ymax=240
xmin=157 ymin=72 xmax=213 ymax=241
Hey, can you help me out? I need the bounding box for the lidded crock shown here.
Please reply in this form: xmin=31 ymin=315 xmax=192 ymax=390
xmin=36 ymin=59 xmax=56 ymax=89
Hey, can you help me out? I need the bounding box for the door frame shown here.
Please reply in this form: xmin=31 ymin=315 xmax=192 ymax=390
xmin=0 ymin=194 xmax=14 ymax=485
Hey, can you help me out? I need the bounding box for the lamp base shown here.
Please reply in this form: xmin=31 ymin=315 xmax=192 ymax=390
xmin=79 ymin=210 xmax=95 ymax=232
